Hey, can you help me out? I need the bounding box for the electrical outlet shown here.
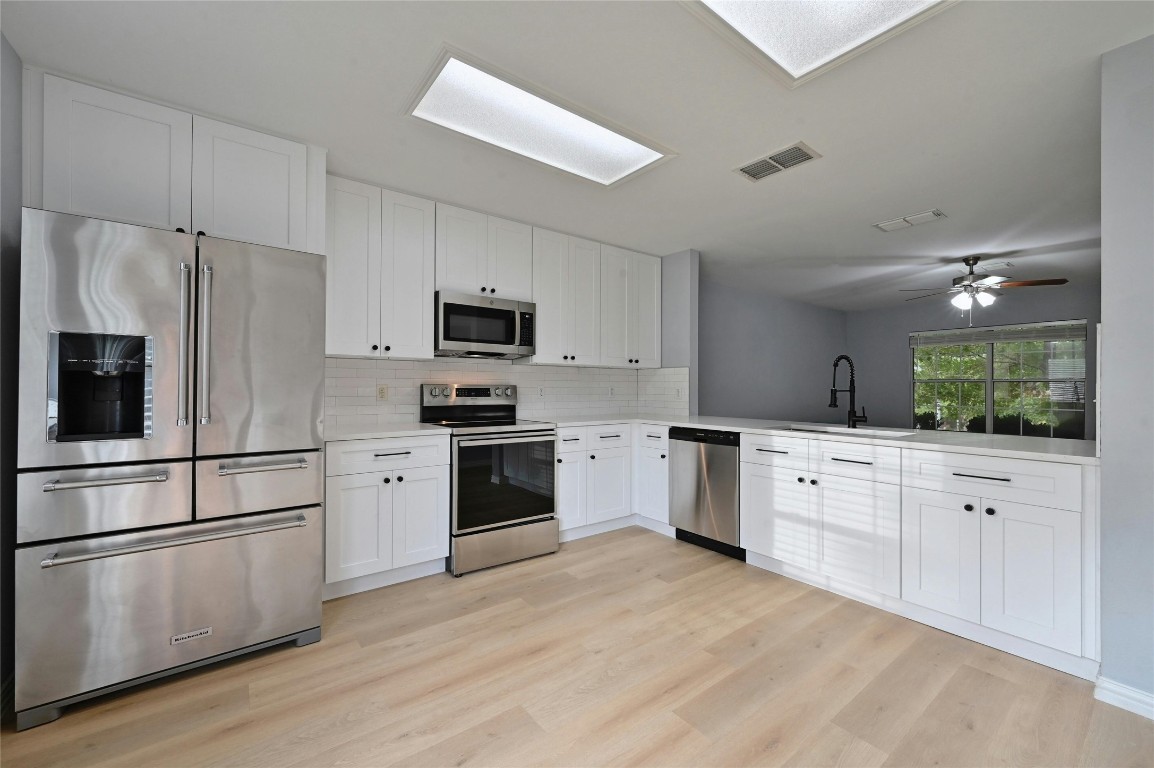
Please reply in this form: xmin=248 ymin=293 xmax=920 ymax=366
xmin=538 ymin=387 xmax=544 ymax=398
xmin=376 ymin=385 xmax=389 ymax=401
xmin=676 ymin=387 xmax=682 ymax=399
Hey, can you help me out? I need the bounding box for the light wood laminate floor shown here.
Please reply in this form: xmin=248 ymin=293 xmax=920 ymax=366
xmin=3 ymin=527 xmax=1151 ymax=767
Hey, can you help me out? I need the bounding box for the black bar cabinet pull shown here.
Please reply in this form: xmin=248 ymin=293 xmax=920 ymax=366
xmin=953 ymin=472 xmax=1011 ymax=482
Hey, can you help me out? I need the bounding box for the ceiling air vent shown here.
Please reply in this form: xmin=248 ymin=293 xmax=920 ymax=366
xmin=736 ymin=142 xmax=821 ymax=181
xmin=874 ymin=208 xmax=947 ymax=232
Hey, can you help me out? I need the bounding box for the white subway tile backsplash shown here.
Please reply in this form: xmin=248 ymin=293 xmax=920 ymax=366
xmin=323 ymin=358 xmax=689 ymax=427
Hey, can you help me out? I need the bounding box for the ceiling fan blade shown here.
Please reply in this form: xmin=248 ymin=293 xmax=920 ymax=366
xmin=998 ymin=279 xmax=1069 ymax=288
xmin=974 ymin=275 xmax=1011 ymax=286
xmin=904 ymin=291 xmax=952 ymax=301
xmin=899 ymin=288 xmax=951 ymax=292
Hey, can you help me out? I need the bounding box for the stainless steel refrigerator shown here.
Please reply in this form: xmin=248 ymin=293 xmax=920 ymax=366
xmin=13 ymin=208 xmax=325 ymax=730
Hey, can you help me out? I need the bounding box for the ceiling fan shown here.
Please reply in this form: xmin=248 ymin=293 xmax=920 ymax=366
xmin=901 ymin=255 xmax=1069 ymax=310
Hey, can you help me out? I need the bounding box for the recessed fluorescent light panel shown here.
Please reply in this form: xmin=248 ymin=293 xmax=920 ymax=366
xmin=411 ymin=57 xmax=664 ymax=185
xmin=699 ymin=1 xmax=947 ymax=85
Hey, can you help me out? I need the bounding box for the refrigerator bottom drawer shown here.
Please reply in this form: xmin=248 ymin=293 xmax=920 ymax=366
xmin=14 ymin=507 xmax=322 ymax=712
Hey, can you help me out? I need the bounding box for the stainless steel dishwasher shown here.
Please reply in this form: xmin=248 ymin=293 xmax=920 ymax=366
xmin=668 ymin=427 xmax=744 ymax=559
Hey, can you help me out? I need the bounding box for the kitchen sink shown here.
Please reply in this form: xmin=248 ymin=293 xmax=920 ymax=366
xmin=784 ymin=425 xmax=916 ymax=438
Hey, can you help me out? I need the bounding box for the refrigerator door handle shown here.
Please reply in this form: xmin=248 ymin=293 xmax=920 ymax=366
xmin=198 ymin=264 xmax=214 ymax=425
xmin=177 ymin=262 xmax=191 ymax=426
xmin=40 ymin=514 xmax=308 ymax=568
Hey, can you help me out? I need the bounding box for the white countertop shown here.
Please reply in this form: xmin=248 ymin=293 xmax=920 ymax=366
xmin=323 ymin=422 xmax=450 ymax=441
xmin=545 ymin=414 xmax=1099 ymax=466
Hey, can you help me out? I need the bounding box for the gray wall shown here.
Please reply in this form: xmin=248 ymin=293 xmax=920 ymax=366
xmin=845 ymin=282 xmax=1101 ymax=436
xmin=1099 ymin=35 xmax=1154 ymax=697
xmin=661 ymin=250 xmax=699 ymax=414
xmin=1 ymin=33 xmax=21 ymax=711
xmin=699 ymin=279 xmax=848 ymax=422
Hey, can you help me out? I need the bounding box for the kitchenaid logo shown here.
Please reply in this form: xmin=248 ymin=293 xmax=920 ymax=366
xmin=171 ymin=626 xmax=213 ymax=645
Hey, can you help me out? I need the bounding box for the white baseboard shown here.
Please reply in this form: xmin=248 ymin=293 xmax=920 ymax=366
xmin=560 ymin=516 xmax=638 ymax=542
xmin=631 ymin=515 xmax=676 ymax=538
xmin=322 ymin=558 xmax=446 ymax=601
xmin=1095 ymin=677 xmax=1154 ymax=720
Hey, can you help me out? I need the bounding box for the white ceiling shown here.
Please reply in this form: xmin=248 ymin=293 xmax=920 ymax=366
xmin=3 ymin=1 xmax=1150 ymax=310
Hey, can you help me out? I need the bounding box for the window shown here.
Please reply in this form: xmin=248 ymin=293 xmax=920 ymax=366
xmin=911 ymin=321 xmax=1088 ymax=439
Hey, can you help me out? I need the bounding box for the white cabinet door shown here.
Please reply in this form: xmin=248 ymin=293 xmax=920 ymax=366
xmin=381 ymin=189 xmax=435 ymax=359
xmin=901 ymin=487 xmax=981 ymax=623
xmin=981 ymin=500 xmax=1082 ymax=654
xmin=814 ymin=474 xmax=901 ymax=597
xmin=436 ymin=203 xmax=487 ymax=295
xmin=192 ymin=116 xmax=307 ymax=250
xmin=637 ymin=446 xmax=669 ymax=523
xmin=740 ymin=462 xmax=816 ymax=570
xmin=569 ymin=237 xmax=601 ymax=365
xmin=487 ymin=216 xmax=533 ymax=301
xmin=392 ymin=464 xmax=450 ymax=568
xmin=325 ymin=176 xmax=382 ymax=357
xmin=556 ymin=452 xmax=587 ymax=531
xmin=599 ymin=244 xmax=632 ymax=366
xmin=531 ymin=228 xmax=569 ymax=365
xmin=630 ymin=252 xmax=662 ymax=368
xmin=325 ymin=471 xmax=392 ymax=583
xmin=587 ymin=446 xmax=631 ymax=524
xmin=42 ymin=74 xmax=192 ymax=231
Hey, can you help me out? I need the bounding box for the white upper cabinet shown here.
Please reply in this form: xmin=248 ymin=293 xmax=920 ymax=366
xmin=600 ymin=244 xmax=661 ymax=368
xmin=326 ymin=176 xmax=435 ymax=359
xmin=38 ymin=74 xmax=322 ymax=252
xmin=192 ymin=116 xmax=307 ymax=251
xmin=436 ymin=203 xmax=532 ymax=300
xmin=326 ymin=177 xmax=382 ymax=357
xmin=530 ymin=228 xmax=600 ymax=366
xmin=42 ymin=74 xmax=192 ymax=231
xmin=381 ymin=189 xmax=436 ymax=359
xmin=487 ymin=216 xmax=533 ymax=301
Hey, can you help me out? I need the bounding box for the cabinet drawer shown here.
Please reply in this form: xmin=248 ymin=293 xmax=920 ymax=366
xmin=903 ymin=450 xmax=1082 ymax=512
xmin=637 ymin=424 xmax=669 ymax=451
xmin=325 ymin=436 xmax=449 ymax=476
xmin=814 ymin=441 xmax=901 ymax=485
xmin=741 ymin=433 xmax=809 ymax=470
xmin=196 ymin=452 xmax=322 ymax=520
xmin=556 ymin=426 xmax=587 ymax=453
xmin=587 ymin=424 xmax=631 ymax=449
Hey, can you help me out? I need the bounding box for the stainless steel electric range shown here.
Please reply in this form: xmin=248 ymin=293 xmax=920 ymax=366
xmin=420 ymin=384 xmax=558 ymax=576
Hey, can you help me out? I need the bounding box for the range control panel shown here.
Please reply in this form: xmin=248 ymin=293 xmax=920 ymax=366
xmin=421 ymin=384 xmax=517 ymax=406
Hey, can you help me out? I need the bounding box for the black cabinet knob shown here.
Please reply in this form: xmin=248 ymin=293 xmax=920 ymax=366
xmin=481 ymin=286 xmax=486 ymax=292
xmin=661 ymin=454 xmax=666 ymax=459
xmin=384 ymin=345 xmax=391 ymax=352
xmin=810 ymin=479 xmax=818 ymax=486
xmin=563 ymin=355 xmax=569 ymax=360
xmin=383 ymin=477 xmax=391 ymax=484
xmin=371 ymin=344 xmax=379 ymax=351
xmin=590 ymin=455 xmax=596 ymax=460
xmin=397 ymin=476 xmax=404 ymax=483
xmin=490 ymin=288 xmax=496 ymax=294
xmin=985 ymin=507 xmax=996 ymax=515
xmin=797 ymin=477 xmax=805 ymax=483
xmin=964 ymin=504 xmax=975 ymax=512
xmin=571 ymin=356 xmax=576 ymax=361
xmin=557 ymin=458 xmax=563 ymax=464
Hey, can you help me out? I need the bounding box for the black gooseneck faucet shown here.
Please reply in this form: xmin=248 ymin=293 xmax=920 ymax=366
xmin=829 ymin=355 xmax=868 ymax=428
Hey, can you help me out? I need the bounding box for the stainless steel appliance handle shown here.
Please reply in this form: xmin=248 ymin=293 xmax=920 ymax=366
xmin=177 ymin=262 xmax=191 ymax=426
xmin=831 ymin=457 xmax=874 ymax=466
xmin=42 ymin=471 xmax=170 ymax=492
xmin=374 ymin=451 xmax=412 ymax=458
xmin=40 ymin=515 xmax=307 ymax=568
xmin=456 ymin=433 xmax=556 ymax=448
xmin=198 ymin=264 xmax=214 ymax=425
xmin=217 ymin=459 xmax=308 ymax=477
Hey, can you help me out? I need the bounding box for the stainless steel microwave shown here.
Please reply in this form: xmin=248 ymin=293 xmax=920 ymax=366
xmin=435 ymin=292 xmax=536 ymax=359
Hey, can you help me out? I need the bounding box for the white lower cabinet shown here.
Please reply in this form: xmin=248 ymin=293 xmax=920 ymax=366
xmin=587 ymin=446 xmax=632 ymax=525
xmin=325 ymin=439 xmax=449 ymax=583
xmin=814 ymin=474 xmax=901 ymax=598
xmin=636 ymin=446 xmax=669 ymax=523
xmin=740 ymin=462 xmax=816 ymax=570
xmin=556 ymin=451 xmax=588 ymax=531
xmin=901 ymin=486 xmax=1082 ymax=655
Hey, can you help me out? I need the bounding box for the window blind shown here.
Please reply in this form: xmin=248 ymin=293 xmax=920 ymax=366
xmin=908 ymin=320 xmax=1087 ymax=348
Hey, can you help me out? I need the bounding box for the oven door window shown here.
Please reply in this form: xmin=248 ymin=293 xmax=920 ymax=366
xmin=454 ymin=437 xmax=555 ymax=533
xmin=443 ymin=303 xmax=516 ymax=346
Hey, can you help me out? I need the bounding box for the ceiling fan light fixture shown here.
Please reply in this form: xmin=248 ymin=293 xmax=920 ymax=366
xmin=951 ymin=292 xmax=973 ymax=310
xmin=975 ymin=291 xmax=996 ymax=307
